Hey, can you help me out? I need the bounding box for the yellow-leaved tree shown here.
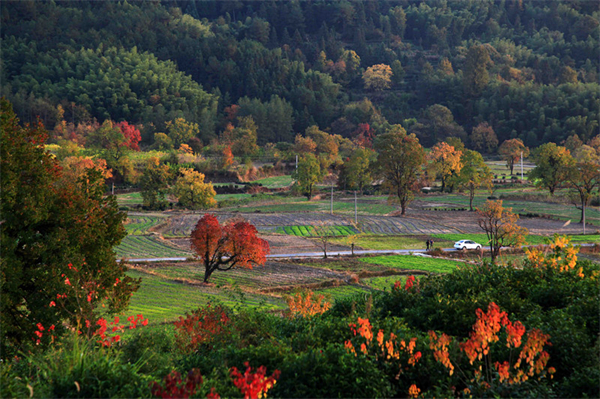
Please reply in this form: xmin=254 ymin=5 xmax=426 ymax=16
xmin=173 ymin=168 xmax=216 ymax=210
xmin=362 ymin=64 xmax=392 ymax=91
xmin=477 ymin=200 xmax=528 ymax=262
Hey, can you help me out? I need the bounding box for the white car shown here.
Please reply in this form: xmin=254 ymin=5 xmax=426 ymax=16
xmin=454 ymin=240 xmax=482 ymax=251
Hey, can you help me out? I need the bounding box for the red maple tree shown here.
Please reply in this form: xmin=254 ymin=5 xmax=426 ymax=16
xmin=115 ymin=121 xmax=141 ymax=151
xmin=190 ymin=214 xmax=270 ymax=283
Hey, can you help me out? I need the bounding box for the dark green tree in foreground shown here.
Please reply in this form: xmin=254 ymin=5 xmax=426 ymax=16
xmin=0 ymin=99 xmax=139 ymax=356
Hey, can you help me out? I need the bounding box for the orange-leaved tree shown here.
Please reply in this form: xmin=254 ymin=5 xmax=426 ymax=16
xmin=477 ymin=200 xmax=528 ymax=262
xmin=190 ymin=214 xmax=270 ymax=283
xmin=428 ymin=141 xmax=463 ymax=193
xmin=429 ymin=302 xmax=554 ymax=396
xmin=343 ymin=317 xmax=422 ymax=398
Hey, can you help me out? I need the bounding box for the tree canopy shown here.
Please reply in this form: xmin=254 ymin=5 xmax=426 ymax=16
xmin=0 ymin=99 xmax=139 ymax=355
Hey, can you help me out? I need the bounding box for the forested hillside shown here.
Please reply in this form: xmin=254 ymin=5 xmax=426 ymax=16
xmin=1 ymin=0 xmax=598 ymax=147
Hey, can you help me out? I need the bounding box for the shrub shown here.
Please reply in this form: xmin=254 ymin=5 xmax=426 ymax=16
xmin=2 ymin=335 xmax=151 ymax=398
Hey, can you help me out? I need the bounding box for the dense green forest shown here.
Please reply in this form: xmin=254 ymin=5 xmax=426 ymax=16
xmin=1 ymin=0 xmax=598 ymax=147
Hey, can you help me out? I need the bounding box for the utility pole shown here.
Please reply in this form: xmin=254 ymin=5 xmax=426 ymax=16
xmin=354 ymin=190 xmax=358 ymax=224
xmin=330 ymin=182 xmax=333 ymax=215
xmin=520 ymin=151 xmax=524 ymax=181
xmin=295 ymin=154 xmax=298 ymax=171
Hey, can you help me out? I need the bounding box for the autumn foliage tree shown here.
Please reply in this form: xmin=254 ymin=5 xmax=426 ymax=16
xmin=428 ymin=141 xmax=463 ymax=192
xmin=173 ymin=168 xmax=217 ymax=210
xmin=374 ymin=126 xmax=426 ymax=215
xmin=190 ymin=214 xmax=270 ymax=283
xmin=477 ymin=200 xmax=528 ymax=262
xmin=362 ymin=64 xmax=392 ymax=91
xmin=567 ymin=145 xmax=600 ymax=224
xmin=470 ymin=122 xmax=498 ymax=154
xmin=499 ymin=139 xmax=529 ymax=175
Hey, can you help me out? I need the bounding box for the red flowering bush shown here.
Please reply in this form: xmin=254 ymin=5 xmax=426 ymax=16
xmin=173 ymin=304 xmax=231 ymax=353
xmin=230 ymin=362 xmax=280 ymax=399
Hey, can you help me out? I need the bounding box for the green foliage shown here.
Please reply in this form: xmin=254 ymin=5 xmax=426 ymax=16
xmin=291 ymin=153 xmax=326 ymax=200
xmin=139 ymin=157 xmax=172 ymax=210
xmin=337 ymin=147 xmax=374 ymax=191
xmin=4 ymin=44 xmax=217 ymax=135
xmin=237 ymin=95 xmax=295 ymax=144
xmin=1 ymin=335 xmax=152 ymax=398
xmin=2 ymin=1 xmax=598 ymax=149
xmin=166 ymin=118 xmax=200 ymax=148
xmin=374 ymin=125 xmax=425 ymax=215
xmin=1 ymin=100 xmax=138 ymax=356
xmin=463 ymin=45 xmax=491 ymax=97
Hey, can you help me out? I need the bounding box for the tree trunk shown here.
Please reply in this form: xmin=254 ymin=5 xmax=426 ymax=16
xmin=441 ymin=177 xmax=446 ymax=193
xmin=204 ymin=259 xmax=213 ymax=283
xmin=580 ymin=201 xmax=585 ymax=224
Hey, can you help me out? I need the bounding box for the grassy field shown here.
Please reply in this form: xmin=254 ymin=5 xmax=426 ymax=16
xmin=312 ymin=285 xmax=374 ymax=301
xmin=362 ymin=275 xmax=406 ymax=291
xmin=360 ymin=255 xmax=462 ymax=274
xmin=252 ymin=175 xmax=293 ymax=188
xmin=117 ymin=192 xmax=143 ymax=206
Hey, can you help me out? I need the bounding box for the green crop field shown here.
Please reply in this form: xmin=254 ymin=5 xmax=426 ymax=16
xmin=361 ymin=255 xmax=462 ymax=274
xmin=275 ymin=225 xmax=357 ymax=237
xmin=124 ymin=215 xmax=165 ymax=235
xmin=126 ymin=270 xmax=284 ymax=323
xmin=115 ymin=236 xmax=192 ymax=259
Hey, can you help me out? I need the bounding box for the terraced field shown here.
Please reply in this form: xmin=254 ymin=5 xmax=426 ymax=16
xmin=419 ymin=194 xmax=600 ymax=226
xmin=124 ymin=214 xmax=166 ymax=235
xmin=137 ymin=261 xmax=349 ymax=291
xmin=159 ymin=212 xmax=460 ymax=237
xmin=115 ymin=235 xmax=192 ymax=259
xmin=126 ymin=269 xmax=284 ymax=323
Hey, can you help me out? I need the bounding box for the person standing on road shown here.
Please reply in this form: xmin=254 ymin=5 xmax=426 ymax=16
xmin=430 ymin=239 xmax=434 ymax=250
xmin=426 ymin=239 xmax=430 ymax=251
